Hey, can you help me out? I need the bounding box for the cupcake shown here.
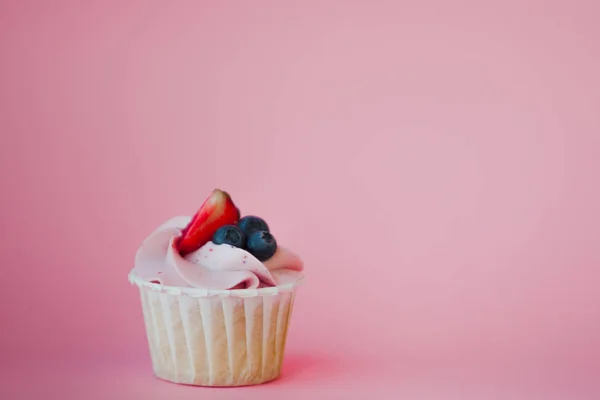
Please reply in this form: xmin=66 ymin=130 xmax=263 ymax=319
xmin=129 ymin=189 xmax=305 ymax=386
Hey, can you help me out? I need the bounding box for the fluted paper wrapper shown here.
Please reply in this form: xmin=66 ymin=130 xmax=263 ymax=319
xmin=129 ymin=271 xmax=301 ymax=386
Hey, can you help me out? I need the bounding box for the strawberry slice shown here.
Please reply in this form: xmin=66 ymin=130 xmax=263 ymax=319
xmin=177 ymin=189 xmax=240 ymax=255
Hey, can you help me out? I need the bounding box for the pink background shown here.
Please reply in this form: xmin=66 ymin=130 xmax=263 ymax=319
xmin=1 ymin=0 xmax=599 ymax=398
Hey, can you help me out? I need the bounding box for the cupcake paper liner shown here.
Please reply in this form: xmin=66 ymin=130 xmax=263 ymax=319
xmin=129 ymin=271 xmax=303 ymax=386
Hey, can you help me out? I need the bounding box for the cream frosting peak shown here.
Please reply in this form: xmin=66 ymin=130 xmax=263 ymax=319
xmin=134 ymin=217 xmax=304 ymax=290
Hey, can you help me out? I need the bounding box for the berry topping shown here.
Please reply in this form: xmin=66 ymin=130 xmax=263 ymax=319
xmin=237 ymin=216 xmax=270 ymax=237
xmin=212 ymin=225 xmax=246 ymax=248
xmin=246 ymin=230 xmax=277 ymax=261
xmin=177 ymin=189 xmax=240 ymax=255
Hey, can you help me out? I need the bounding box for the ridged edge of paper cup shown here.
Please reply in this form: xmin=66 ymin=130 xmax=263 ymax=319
xmin=128 ymin=270 xmax=305 ymax=298
xmin=137 ymin=282 xmax=298 ymax=385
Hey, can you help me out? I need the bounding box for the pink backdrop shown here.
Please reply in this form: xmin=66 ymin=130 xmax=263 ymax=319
xmin=1 ymin=0 xmax=599 ymax=398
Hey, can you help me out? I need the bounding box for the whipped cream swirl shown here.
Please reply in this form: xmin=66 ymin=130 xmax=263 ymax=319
xmin=134 ymin=217 xmax=304 ymax=290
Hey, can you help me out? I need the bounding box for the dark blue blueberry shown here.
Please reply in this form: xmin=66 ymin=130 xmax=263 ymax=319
xmin=237 ymin=216 xmax=270 ymax=237
xmin=246 ymin=230 xmax=277 ymax=261
xmin=212 ymin=225 xmax=246 ymax=248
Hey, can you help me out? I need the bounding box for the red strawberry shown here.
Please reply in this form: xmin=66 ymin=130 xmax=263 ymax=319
xmin=177 ymin=189 xmax=240 ymax=255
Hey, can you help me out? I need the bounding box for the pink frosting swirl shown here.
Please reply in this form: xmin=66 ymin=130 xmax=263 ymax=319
xmin=134 ymin=217 xmax=304 ymax=289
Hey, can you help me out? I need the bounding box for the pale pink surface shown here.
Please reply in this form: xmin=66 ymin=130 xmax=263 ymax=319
xmin=1 ymin=0 xmax=600 ymax=398
xmin=133 ymin=216 xmax=303 ymax=288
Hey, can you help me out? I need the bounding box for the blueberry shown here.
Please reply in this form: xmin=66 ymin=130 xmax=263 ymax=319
xmin=212 ymin=225 xmax=245 ymax=248
xmin=237 ymin=216 xmax=270 ymax=237
xmin=246 ymin=230 xmax=277 ymax=261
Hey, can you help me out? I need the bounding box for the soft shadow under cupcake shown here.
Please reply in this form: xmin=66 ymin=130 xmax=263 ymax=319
xmin=276 ymin=352 xmax=347 ymax=382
